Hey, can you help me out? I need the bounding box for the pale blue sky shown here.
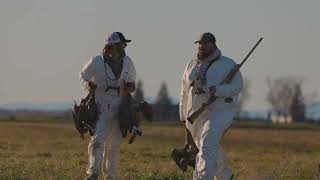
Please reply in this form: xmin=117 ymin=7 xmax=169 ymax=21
xmin=0 ymin=0 xmax=319 ymax=111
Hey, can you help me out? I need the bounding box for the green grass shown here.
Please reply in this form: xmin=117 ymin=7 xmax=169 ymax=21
xmin=0 ymin=120 xmax=319 ymax=180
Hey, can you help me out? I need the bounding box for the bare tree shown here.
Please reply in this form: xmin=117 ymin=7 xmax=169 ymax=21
xmin=266 ymin=77 xmax=297 ymax=117
xmin=289 ymin=83 xmax=305 ymax=122
xmin=266 ymin=76 xmax=315 ymax=122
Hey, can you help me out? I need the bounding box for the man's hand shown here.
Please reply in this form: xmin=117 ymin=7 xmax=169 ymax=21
xmin=208 ymin=86 xmax=216 ymax=95
xmin=88 ymin=81 xmax=97 ymax=93
xmin=126 ymin=82 xmax=135 ymax=93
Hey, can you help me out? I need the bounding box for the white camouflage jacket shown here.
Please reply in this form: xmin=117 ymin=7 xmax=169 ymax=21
xmin=179 ymin=48 xmax=243 ymax=122
xmin=80 ymin=55 xmax=136 ymax=100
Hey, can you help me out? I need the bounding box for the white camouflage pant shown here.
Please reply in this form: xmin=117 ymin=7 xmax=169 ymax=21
xmin=186 ymin=109 xmax=235 ymax=180
xmin=86 ymin=97 xmax=122 ymax=180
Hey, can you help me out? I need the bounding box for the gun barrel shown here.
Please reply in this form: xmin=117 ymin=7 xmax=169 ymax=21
xmin=239 ymin=37 xmax=263 ymax=68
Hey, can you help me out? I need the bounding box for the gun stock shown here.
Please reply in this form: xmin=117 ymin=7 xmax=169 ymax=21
xmin=187 ymin=96 xmax=218 ymax=123
xmin=187 ymin=104 xmax=206 ymax=123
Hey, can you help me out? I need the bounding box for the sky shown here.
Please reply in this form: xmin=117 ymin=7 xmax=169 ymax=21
xmin=0 ymin=0 xmax=319 ymax=111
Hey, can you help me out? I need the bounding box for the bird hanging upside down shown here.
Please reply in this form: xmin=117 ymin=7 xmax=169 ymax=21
xmin=117 ymin=80 xmax=153 ymax=144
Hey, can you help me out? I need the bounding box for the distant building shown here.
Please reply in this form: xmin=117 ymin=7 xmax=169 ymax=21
xmin=271 ymin=114 xmax=292 ymax=124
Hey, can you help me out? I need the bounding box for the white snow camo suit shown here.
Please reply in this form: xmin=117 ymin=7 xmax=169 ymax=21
xmin=80 ymin=55 xmax=136 ymax=179
xmin=180 ymin=48 xmax=243 ymax=180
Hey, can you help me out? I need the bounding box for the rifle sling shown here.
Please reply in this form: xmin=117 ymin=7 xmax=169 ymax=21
xmin=196 ymin=55 xmax=233 ymax=103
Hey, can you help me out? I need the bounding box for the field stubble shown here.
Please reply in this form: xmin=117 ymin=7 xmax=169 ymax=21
xmin=0 ymin=120 xmax=319 ymax=180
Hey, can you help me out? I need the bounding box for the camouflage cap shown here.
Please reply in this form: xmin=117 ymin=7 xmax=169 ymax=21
xmin=195 ymin=32 xmax=216 ymax=44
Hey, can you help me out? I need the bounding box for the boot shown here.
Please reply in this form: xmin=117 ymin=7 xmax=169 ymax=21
xmin=86 ymin=173 xmax=98 ymax=180
xmin=171 ymin=147 xmax=188 ymax=171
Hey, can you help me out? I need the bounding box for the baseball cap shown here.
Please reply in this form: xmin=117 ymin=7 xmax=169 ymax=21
xmin=195 ymin=32 xmax=216 ymax=44
xmin=105 ymin=32 xmax=131 ymax=45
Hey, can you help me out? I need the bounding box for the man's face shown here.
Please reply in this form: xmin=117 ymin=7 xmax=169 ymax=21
xmin=107 ymin=44 xmax=122 ymax=59
xmin=198 ymin=41 xmax=216 ymax=59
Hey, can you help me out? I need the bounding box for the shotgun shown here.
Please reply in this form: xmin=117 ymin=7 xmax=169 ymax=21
xmin=187 ymin=37 xmax=263 ymax=123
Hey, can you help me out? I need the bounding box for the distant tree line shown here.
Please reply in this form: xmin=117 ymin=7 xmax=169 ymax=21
xmin=1 ymin=77 xmax=315 ymax=123
xmin=134 ymin=75 xmax=318 ymax=122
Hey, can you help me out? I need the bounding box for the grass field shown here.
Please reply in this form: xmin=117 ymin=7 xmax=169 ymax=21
xmin=0 ymin=120 xmax=319 ymax=180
